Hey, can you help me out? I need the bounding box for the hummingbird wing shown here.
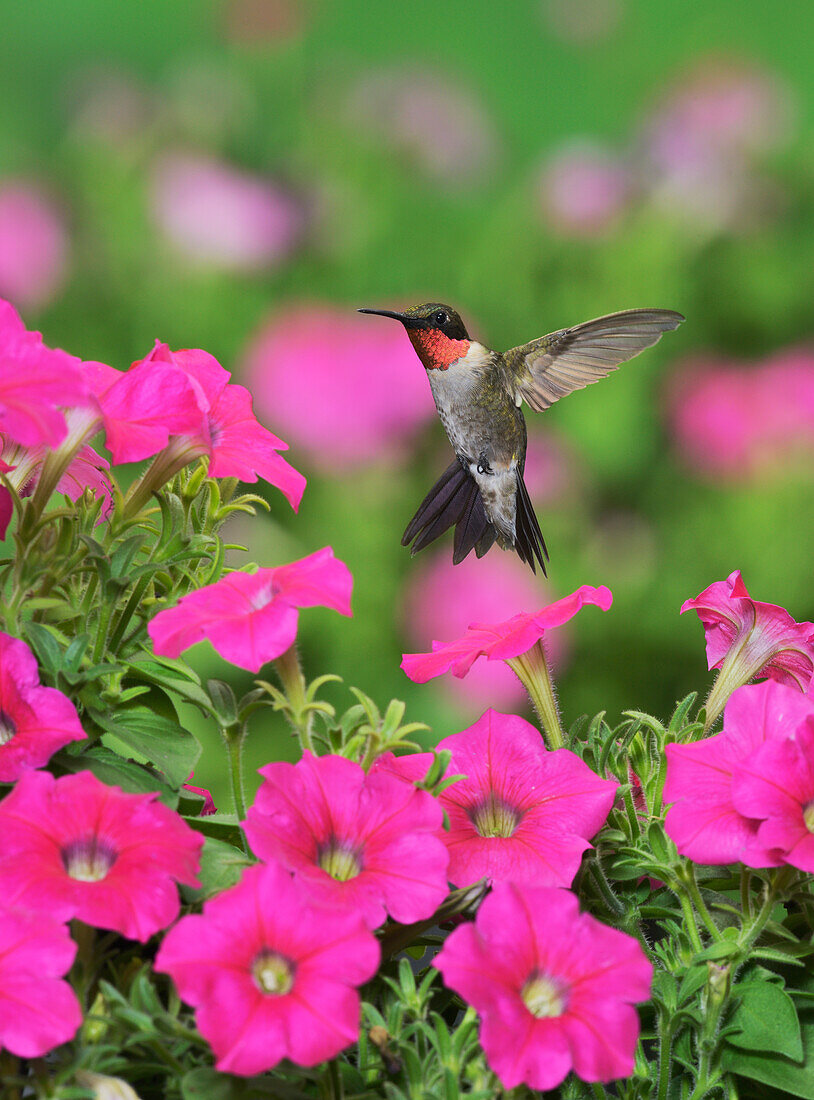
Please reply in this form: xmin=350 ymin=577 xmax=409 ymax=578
xmin=505 ymin=308 xmax=684 ymax=412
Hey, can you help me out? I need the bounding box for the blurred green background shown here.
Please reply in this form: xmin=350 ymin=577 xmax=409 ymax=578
xmin=3 ymin=0 xmax=814 ymax=805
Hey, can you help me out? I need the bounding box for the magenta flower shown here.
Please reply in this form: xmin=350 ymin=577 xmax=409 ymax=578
xmin=731 ymin=718 xmax=814 ymax=873
xmin=402 ymin=584 xmax=613 ymax=683
xmin=435 ymin=883 xmax=652 ymax=1090
xmin=663 ymin=679 xmax=814 ymax=866
xmin=155 ymin=860 xmax=379 ymax=1075
xmin=150 ymin=152 xmax=302 ymax=272
xmin=0 ymin=183 xmax=68 ymax=309
xmin=149 ymin=547 xmax=352 ymax=673
xmin=0 ymin=298 xmax=87 ymax=448
xmin=241 ymin=305 xmax=435 ymax=473
xmin=183 ymin=777 xmax=217 ymax=816
xmin=682 ymin=570 xmax=814 ymax=729
xmin=0 ymin=632 xmax=86 ymax=781
xmin=402 ymin=550 xmax=554 ymax=713
xmin=538 ymin=141 xmax=630 ymax=236
xmin=0 ymin=770 xmax=203 ymax=941
xmin=244 ymin=752 xmax=450 ymax=929
xmin=377 ymin=710 xmax=616 ymax=889
xmin=0 ymin=906 xmax=82 ymax=1057
xmin=140 ymin=342 xmax=305 ymax=507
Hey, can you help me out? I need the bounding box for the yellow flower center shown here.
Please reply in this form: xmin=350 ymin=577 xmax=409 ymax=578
xmin=803 ymin=800 xmax=814 ymax=834
xmin=318 ymin=839 xmax=362 ymax=881
xmin=470 ymin=793 xmax=522 ymax=838
xmin=62 ymin=837 xmax=117 ymax=882
xmin=252 ymin=950 xmax=295 ymax=996
xmin=521 ymin=971 xmax=568 ymax=1018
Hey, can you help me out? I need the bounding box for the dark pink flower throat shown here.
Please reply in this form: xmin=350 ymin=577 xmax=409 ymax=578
xmin=469 ymin=793 xmax=523 ymax=838
xmin=252 ymin=949 xmax=295 ymax=996
xmin=0 ymin=708 xmax=16 ymax=745
xmin=317 ymin=836 xmax=363 ymax=881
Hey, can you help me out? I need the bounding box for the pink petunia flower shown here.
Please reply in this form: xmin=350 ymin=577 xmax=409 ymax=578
xmin=150 ymin=152 xmax=302 ymax=272
xmin=403 ymin=550 xmax=549 ymax=713
xmin=375 ymin=710 xmax=616 ymax=889
xmin=149 ymin=546 xmax=352 ymax=673
xmin=0 ymin=632 xmax=86 ymax=781
xmin=183 ymin=777 xmax=217 ymax=816
xmin=402 ymin=584 xmax=613 ymax=683
xmin=0 ymin=298 xmax=87 ymax=448
xmin=0 ymin=770 xmax=203 ymax=941
xmin=0 ymin=183 xmax=69 ymax=310
xmin=244 ymin=752 xmax=450 ymax=929
xmin=434 ymin=883 xmax=652 ymax=1090
xmin=663 ymin=679 xmax=814 ymax=866
xmin=140 ymin=341 xmax=306 ymax=507
xmin=0 ymin=906 xmax=82 ymax=1057
xmin=731 ymin=717 xmax=814 ymax=873
xmin=241 ymin=305 xmax=435 ymax=473
xmin=155 ymin=860 xmax=380 ymax=1076
xmin=682 ymin=570 xmax=814 ymax=729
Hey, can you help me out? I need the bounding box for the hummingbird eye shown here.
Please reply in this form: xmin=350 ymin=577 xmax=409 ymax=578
xmin=434 ymin=310 xmax=449 ymax=327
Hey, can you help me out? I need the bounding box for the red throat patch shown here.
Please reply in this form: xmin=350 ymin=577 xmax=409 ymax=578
xmin=408 ymin=329 xmax=470 ymax=371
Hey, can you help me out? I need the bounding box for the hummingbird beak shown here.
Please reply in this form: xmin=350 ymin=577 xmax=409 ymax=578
xmin=357 ymin=308 xmax=426 ymax=329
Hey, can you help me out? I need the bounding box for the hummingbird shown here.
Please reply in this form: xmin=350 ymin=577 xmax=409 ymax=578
xmin=358 ymin=303 xmax=684 ymax=574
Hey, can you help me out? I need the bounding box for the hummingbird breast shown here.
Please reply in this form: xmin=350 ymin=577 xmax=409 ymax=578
xmin=426 ymin=344 xmax=527 ymax=543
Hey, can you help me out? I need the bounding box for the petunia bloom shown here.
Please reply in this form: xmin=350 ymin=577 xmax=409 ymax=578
xmin=0 ymin=906 xmax=82 ymax=1057
xmin=0 ymin=183 xmax=69 ymax=310
xmin=538 ymin=141 xmax=630 ymax=236
xmin=663 ymin=679 xmax=814 ymax=866
xmin=244 ymin=752 xmax=450 ymax=929
xmin=682 ymin=570 xmax=814 ymax=729
xmin=0 ymin=770 xmax=203 ymax=941
xmin=149 ymin=547 xmax=352 ymax=673
xmin=0 ymin=298 xmax=87 ymax=448
xmin=731 ymin=717 xmax=814 ymax=873
xmin=434 ymin=883 xmax=652 ymax=1091
xmin=375 ymin=710 xmax=616 ymax=889
xmin=401 ymin=585 xmax=613 ymax=682
xmin=155 ymin=860 xmax=380 ymax=1076
xmin=0 ymin=632 xmax=86 ymax=781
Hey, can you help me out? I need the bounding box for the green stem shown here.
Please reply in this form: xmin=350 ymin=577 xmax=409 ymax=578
xmin=223 ymin=725 xmax=249 ymax=837
xmin=588 ymin=852 xmax=626 ymax=917
xmin=675 ymin=887 xmax=704 ymax=954
xmin=274 ymin=643 xmax=315 ymax=753
xmin=739 ymin=868 xmax=752 ymax=924
xmin=656 ymin=1015 xmax=673 ymax=1100
xmin=680 ymin=864 xmax=722 ymax=942
xmin=740 ymin=867 xmax=794 ymax=951
xmin=92 ymin=596 xmax=116 ymax=664
xmin=107 ymin=573 xmax=151 ymax=655
xmin=506 ymin=639 xmax=565 ymax=749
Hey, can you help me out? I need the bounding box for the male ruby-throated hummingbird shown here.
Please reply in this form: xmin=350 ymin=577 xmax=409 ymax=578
xmin=359 ymin=303 xmax=684 ymax=574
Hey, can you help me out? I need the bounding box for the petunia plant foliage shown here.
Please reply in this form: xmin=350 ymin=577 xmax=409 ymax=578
xmin=1 ymin=297 xmax=814 ymax=1099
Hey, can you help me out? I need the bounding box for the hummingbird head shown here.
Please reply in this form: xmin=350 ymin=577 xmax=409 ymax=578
xmin=358 ymin=303 xmax=471 ymax=371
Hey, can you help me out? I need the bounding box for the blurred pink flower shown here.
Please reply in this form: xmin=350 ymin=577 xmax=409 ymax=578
xmin=0 ymin=299 xmax=87 ymax=448
xmin=150 ymin=152 xmax=302 ymax=271
xmin=522 ymin=432 xmax=580 ymax=502
xmin=434 ymin=883 xmax=652 ymax=1090
xmin=346 ymin=69 xmax=498 ymax=187
xmin=155 ymin=860 xmax=379 ymax=1076
xmin=541 ymin=0 xmax=622 ymax=44
xmin=639 ymin=59 xmax=791 ymax=230
xmin=385 ymin=709 xmax=616 ymax=889
xmin=0 ymin=633 xmax=86 ymax=781
xmin=663 ymin=679 xmax=813 ymax=866
xmin=242 ymin=305 xmax=434 ymax=472
xmin=245 ymin=752 xmax=449 ymax=928
xmin=732 ymin=718 xmax=814 ymax=873
xmin=149 ymin=547 xmax=352 ymax=672
xmin=0 ymin=770 xmax=203 ymax=941
xmin=538 ymin=142 xmax=630 ymax=235
xmin=225 ymin=0 xmax=310 ymax=44
xmin=402 ymin=550 xmax=553 ymax=712
xmin=0 ymin=183 xmax=68 ymax=309
xmin=682 ymin=570 xmax=814 ymax=702
xmin=402 ymin=583 xmax=612 ymax=684
xmin=0 ymin=906 xmax=82 ymax=1057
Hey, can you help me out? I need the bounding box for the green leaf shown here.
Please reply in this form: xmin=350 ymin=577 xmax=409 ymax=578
xmin=23 ymin=621 xmax=64 ymax=674
xmin=180 ymin=1067 xmax=312 ymax=1099
xmin=183 ymin=812 xmax=244 ymax=845
xmin=54 ymin=745 xmax=177 ymax=806
xmin=181 ymin=837 xmax=253 ymax=902
xmin=94 ymin=703 xmax=201 ymax=786
xmin=725 ymin=981 xmax=803 ymax=1061
xmin=722 ymin=1014 xmax=814 ymax=1098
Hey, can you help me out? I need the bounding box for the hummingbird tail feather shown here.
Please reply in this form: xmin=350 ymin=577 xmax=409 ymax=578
xmin=514 ymin=472 xmax=548 ymax=575
xmin=403 ymin=460 xmax=495 ymax=563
